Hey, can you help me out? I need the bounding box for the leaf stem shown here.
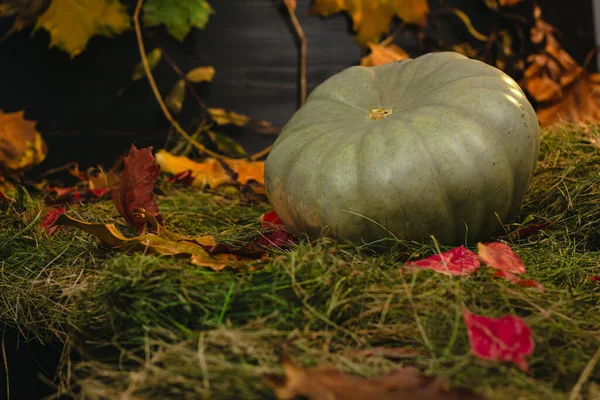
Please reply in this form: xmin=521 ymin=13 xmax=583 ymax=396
xmin=133 ymin=0 xmax=225 ymax=160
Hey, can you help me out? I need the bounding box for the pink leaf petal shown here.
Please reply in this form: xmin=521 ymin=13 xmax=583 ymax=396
xmin=405 ymin=246 xmax=480 ymax=276
xmin=494 ymin=270 xmax=544 ymax=293
xmin=463 ymin=309 xmax=534 ymax=372
xmin=477 ymin=242 xmax=526 ymax=274
xmin=41 ymin=206 xmax=66 ymax=235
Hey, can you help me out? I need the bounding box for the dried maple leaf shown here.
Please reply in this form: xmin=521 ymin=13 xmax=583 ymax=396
xmin=404 ymin=246 xmax=480 ymax=276
xmin=360 ymin=41 xmax=409 ymax=66
xmin=310 ymin=0 xmax=429 ymax=45
xmin=155 ymin=149 xmax=264 ymax=188
xmin=35 ymin=0 xmax=130 ymax=58
xmin=0 ymin=110 xmax=47 ymax=172
xmin=263 ymin=352 xmax=487 ymax=400
xmin=41 ymin=206 xmax=66 ymax=235
xmin=112 ymin=145 xmax=162 ymax=234
xmin=477 ymin=242 xmax=525 ymax=274
xmin=462 ymin=309 xmax=534 ymax=372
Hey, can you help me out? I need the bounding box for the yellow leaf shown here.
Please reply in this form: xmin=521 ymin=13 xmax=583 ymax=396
xmin=360 ymin=42 xmax=408 ymax=66
xmin=165 ymin=79 xmax=186 ymax=114
xmin=35 ymin=0 xmax=130 ymax=58
xmin=0 ymin=110 xmax=47 ymax=171
xmin=155 ymin=149 xmax=265 ymax=188
xmin=132 ymin=48 xmax=162 ymax=81
xmin=186 ymin=66 xmax=215 ymax=83
xmin=310 ymin=0 xmax=429 ymax=45
xmin=208 ymin=108 xmax=251 ymax=126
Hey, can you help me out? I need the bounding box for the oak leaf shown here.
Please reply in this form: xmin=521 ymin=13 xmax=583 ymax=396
xmin=310 ymin=0 xmax=429 ymax=45
xmin=0 ymin=110 xmax=47 ymax=172
xmin=155 ymin=150 xmax=264 ymax=188
xmin=463 ymin=309 xmax=534 ymax=372
xmin=143 ymin=0 xmax=214 ymax=41
xmin=35 ymin=0 xmax=130 ymax=58
xmin=360 ymin=42 xmax=409 ymax=66
xmin=263 ymin=352 xmax=487 ymax=400
xmin=112 ymin=145 xmax=162 ymax=234
xmin=404 ymin=246 xmax=480 ymax=276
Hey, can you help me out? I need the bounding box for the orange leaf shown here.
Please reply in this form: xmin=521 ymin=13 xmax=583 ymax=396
xmin=0 ymin=110 xmax=47 ymax=172
xmin=361 ymin=42 xmax=409 ymax=66
xmin=477 ymin=242 xmax=526 ymax=274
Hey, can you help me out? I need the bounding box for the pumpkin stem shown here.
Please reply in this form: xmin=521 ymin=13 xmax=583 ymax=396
xmin=368 ymin=108 xmax=394 ymax=120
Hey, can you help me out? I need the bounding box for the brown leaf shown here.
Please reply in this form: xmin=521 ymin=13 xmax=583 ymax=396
xmin=310 ymin=0 xmax=429 ymax=46
xmin=112 ymin=145 xmax=162 ymax=233
xmin=361 ymin=42 xmax=409 ymax=66
xmin=263 ymin=352 xmax=487 ymax=400
xmin=0 ymin=110 xmax=47 ymax=172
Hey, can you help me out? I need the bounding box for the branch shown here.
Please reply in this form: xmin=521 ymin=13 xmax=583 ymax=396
xmin=133 ymin=0 xmax=225 ymax=160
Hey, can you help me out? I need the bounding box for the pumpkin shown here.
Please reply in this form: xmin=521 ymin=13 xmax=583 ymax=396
xmin=264 ymin=52 xmax=540 ymax=246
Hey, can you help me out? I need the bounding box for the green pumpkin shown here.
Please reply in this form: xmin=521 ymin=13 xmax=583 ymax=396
xmin=264 ymin=52 xmax=540 ymax=246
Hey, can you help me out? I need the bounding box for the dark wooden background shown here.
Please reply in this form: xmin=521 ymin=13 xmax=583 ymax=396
xmin=0 ymin=1 xmax=597 ymax=397
xmin=0 ymin=0 xmax=597 ymax=171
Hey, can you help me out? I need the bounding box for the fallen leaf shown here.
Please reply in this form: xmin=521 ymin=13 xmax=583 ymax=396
xmin=310 ymin=0 xmax=429 ymax=45
xmin=404 ymin=246 xmax=480 ymax=276
xmin=132 ymin=48 xmax=162 ymax=81
xmin=260 ymin=210 xmax=284 ymax=228
xmin=35 ymin=0 xmax=130 ymax=57
xmin=263 ymin=351 xmax=487 ymax=400
xmin=493 ymin=270 xmax=544 ymax=293
xmin=477 ymin=242 xmax=525 ymax=274
xmin=167 ymin=170 xmax=195 ymax=185
xmin=155 ymin=149 xmax=264 ymax=187
xmin=186 ymin=66 xmax=215 ymax=83
xmin=0 ymin=110 xmax=47 ymax=172
xmin=143 ymin=0 xmax=214 ymax=41
xmin=360 ymin=41 xmax=409 ymax=66
xmin=112 ymin=145 xmax=162 ymax=234
xmin=257 ymin=229 xmax=296 ymax=249
xmin=41 ymin=206 xmax=66 ymax=235
xmin=462 ymin=309 xmax=534 ymax=372
xmin=509 ymin=221 xmax=553 ymax=240
xmin=587 ymin=276 xmax=600 ymax=282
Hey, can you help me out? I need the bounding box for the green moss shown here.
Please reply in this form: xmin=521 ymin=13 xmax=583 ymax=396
xmin=1 ymin=124 xmax=600 ymax=399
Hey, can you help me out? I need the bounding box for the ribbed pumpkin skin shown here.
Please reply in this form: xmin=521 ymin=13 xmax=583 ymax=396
xmin=264 ymin=52 xmax=540 ymax=245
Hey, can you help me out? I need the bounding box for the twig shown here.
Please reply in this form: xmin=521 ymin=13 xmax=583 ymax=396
xmin=568 ymin=345 xmax=600 ymax=400
xmin=249 ymin=0 xmax=306 ymax=161
xmin=133 ymin=0 xmax=225 ymax=160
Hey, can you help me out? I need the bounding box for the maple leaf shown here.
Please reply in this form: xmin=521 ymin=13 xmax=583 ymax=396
xmin=404 ymin=246 xmax=480 ymax=276
xmin=112 ymin=145 xmax=162 ymax=234
xmin=155 ymin=149 xmax=265 ymax=188
xmin=263 ymin=351 xmax=487 ymax=400
xmin=143 ymin=0 xmax=214 ymax=41
xmin=310 ymin=0 xmax=429 ymax=45
xmin=260 ymin=210 xmax=284 ymax=229
xmin=0 ymin=110 xmax=47 ymax=172
xmin=360 ymin=41 xmax=409 ymax=66
xmin=35 ymin=0 xmax=130 ymax=58
xmin=41 ymin=205 xmax=66 ymax=235
xmin=462 ymin=309 xmax=534 ymax=372
xmin=477 ymin=242 xmax=525 ymax=274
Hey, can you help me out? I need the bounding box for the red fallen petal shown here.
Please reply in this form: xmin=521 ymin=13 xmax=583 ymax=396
xmin=477 ymin=242 xmax=526 ymax=274
xmin=258 ymin=229 xmax=295 ymax=248
xmin=494 ymin=270 xmax=544 ymax=293
xmin=48 ymin=186 xmax=76 ymax=199
xmin=405 ymin=245 xmax=480 ymax=276
xmin=463 ymin=309 xmax=534 ymax=372
xmin=587 ymin=276 xmax=600 ymax=282
xmin=260 ymin=210 xmax=284 ymax=228
xmin=89 ymin=188 xmax=107 ymax=197
xmin=512 ymin=222 xmax=553 ymax=239
xmin=41 ymin=206 xmax=66 ymax=235
xmin=168 ymin=170 xmax=195 ymax=186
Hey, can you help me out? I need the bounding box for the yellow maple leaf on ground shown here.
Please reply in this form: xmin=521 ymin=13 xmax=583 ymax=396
xmin=35 ymin=0 xmax=130 ymax=57
xmin=0 ymin=110 xmax=47 ymax=171
xmin=310 ymin=0 xmax=429 ymax=45
xmin=155 ymin=150 xmax=264 ymax=188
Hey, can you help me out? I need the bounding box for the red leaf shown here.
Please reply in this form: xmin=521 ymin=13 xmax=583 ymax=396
xmin=477 ymin=242 xmax=526 ymax=274
xmin=257 ymin=229 xmax=295 ymax=248
xmin=168 ymin=170 xmax=195 ymax=186
xmin=494 ymin=271 xmax=544 ymax=293
xmin=89 ymin=187 xmax=107 ymax=197
xmin=41 ymin=206 xmax=66 ymax=235
xmin=587 ymin=276 xmax=600 ymax=282
xmin=462 ymin=309 xmax=534 ymax=372
xmin=111 ymin=145 xmax=162 ymax=233
xmin=405 ymin=246 xmax=480 ymax=276
xmin=511 ymin=222 xmax=553 ymax=239
xmin=260 ymin=210 xmax=284 ymax=228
